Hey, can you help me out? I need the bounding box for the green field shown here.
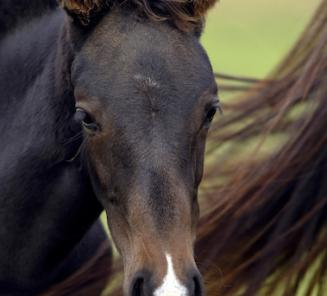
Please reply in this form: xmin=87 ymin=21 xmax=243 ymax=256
xmin=202 ymin=0 xmax=320 ymax=78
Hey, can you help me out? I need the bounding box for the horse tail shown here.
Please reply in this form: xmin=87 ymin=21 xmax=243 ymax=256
xmin=195 ymin=0 xmax=327 ymax=295
xmin=0 ymin=0 xmax=57 ymax=39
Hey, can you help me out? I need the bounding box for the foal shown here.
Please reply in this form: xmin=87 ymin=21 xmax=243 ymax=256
xmin=0 ymin=1 xmax=218 ymax=295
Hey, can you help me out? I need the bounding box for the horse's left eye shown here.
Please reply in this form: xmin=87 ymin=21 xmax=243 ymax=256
xmin=74 ymin=108 xmax=99 ymax=133
xmin=204 ymin=103 xmax=219 ymax=127
xmin=203 ymin=100 xmax=222 ymax=128
xmin=206 ymin=106 xmax=217 ymax=122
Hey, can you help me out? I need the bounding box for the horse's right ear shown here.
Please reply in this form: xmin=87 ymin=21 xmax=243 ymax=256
xmin=58 ymin=0 xmax=111 ymax=26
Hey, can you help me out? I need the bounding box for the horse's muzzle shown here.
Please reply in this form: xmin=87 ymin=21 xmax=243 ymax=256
xmin=129 ymin=269 xmax=204 ymax=296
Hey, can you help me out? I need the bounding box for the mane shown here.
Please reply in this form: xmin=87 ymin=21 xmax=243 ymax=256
xmin=60 ymin=0 xmax=218 ymax=31
xmin=0 ymin=0 xmax=58 ymax=39
xmin=195 ymin=0 xmax=327 ymax=295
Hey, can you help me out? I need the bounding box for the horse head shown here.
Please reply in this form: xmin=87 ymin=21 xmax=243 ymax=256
xmin=59 ymin=1 xmax=219 ymax=295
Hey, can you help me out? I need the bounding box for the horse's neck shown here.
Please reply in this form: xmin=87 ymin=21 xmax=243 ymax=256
xmin=0 ymin=10 xmax=68 ymax=182
xmin=0 ymin=10 xmax=105 ymax=293
xmin=0 ymin=0 xmax=58 ymax=39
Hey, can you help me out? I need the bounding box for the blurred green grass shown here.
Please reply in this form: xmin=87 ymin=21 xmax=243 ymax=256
xmin=202 ymin=0 xmax=320 ymax=78
xmin=201 ymin=1 xmax=321 ymax=172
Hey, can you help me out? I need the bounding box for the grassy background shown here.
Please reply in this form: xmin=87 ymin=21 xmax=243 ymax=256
xmin=198 ymin=0 xmax=321 ymax=181
xmin=202 ymin=0 xmax=320 ymax=78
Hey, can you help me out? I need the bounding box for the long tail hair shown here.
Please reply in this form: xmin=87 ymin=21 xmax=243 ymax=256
xmin=195 ymin=0 xmax=327 ymax=295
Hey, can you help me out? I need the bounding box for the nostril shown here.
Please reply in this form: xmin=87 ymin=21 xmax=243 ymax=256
xmin=132 ymin=277 xmax=144 ymax=296
xmin=193 ymin=275 xmax=203 ymax=296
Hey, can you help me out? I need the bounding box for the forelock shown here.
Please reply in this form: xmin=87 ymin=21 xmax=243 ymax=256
xmin=59 ymin=0 xmax=218 ymax=31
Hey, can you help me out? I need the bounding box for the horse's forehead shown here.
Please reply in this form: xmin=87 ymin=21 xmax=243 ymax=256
xmin=86 ymin=9 xmax=187 ymax=45
xmin=80 ymin=10 xmax=199 ymax=68
xmin=73 ymin=14 xmax=214 ymax=115
xmin=76 ymin=44 xmax=207 ymax=108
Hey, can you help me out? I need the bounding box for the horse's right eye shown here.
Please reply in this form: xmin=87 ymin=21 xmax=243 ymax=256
xmin=74 ymin=108 xmax=99 ymax=133
xmin=74 ymin=108 xmax=87 ymax=123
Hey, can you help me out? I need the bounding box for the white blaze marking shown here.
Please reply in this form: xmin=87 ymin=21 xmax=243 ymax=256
xmin=134 ymin=74 xmax=160 ymax=88
xmin=154 ymin=254 xmax=188 ymax=296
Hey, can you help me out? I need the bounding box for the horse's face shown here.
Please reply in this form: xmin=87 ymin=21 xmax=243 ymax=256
xmin=69 ymin=7 xmax=218 ymax=296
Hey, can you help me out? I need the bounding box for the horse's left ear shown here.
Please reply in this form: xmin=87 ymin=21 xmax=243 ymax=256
xmin=58 ymin=0 xmax=111 ymax=26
